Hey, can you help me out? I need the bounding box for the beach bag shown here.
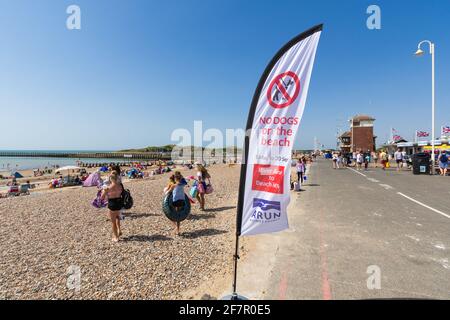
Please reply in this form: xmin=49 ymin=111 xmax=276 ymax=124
xmin=385 ymin=161 xmax=390 ymax=168
xmin=205 ymin=180 xmax=214 ymax=194
xmin=121 ymin=184 xmax=133 ymax=210
xmin=293 ymin=182 xmax=300 ymax=191
xmin=303 ymin=175 xmax=308 ymax=181
xmin=190 ymin=185 xmax=198 ymax=198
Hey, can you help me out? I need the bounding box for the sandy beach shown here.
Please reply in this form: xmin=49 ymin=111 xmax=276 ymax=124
xmin=0 ymin=164 xmax=244 ymax=299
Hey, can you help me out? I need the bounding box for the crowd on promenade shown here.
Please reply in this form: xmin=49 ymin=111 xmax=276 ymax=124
xmin=327 ymin=149 xmax=449 ymax=176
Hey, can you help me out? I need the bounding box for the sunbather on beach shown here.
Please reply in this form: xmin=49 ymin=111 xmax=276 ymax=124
xmin=101 ymin=172 xmax=123 ymax=242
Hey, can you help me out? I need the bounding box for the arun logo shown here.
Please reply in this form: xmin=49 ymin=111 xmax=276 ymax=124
xmin=251 ymin=198 xmax=282 ymax=223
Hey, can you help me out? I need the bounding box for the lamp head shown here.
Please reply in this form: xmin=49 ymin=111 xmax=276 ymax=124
xmin=414 ymin=48 xmax=424 ymax=56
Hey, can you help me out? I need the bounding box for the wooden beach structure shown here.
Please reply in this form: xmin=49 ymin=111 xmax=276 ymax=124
xmin=0 ymin=151 xmax=172 ymax=160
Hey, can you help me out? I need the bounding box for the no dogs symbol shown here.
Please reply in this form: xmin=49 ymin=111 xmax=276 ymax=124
xmin=267 ymin=71 xmax=300 ymax=109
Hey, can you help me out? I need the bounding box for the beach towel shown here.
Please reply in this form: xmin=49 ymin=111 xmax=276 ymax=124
xmin=83 ymin=172 xmax=102 ymax=187
xmin=91 ymin=190 xmax=107 ymax=209
xmin=189 ymin=185 xmax=198 ymax=198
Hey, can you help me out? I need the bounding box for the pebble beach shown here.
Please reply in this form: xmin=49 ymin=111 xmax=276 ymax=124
xmin=0 ymin=164 xmax=242 ymax=299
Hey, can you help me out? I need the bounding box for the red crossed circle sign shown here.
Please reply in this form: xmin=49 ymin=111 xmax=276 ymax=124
xmin=267 ymin=71 xmax=301 ymax=109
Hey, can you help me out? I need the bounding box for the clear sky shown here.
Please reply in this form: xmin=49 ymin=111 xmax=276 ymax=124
xmin=1 ymin=0 xmax=449 ymax=150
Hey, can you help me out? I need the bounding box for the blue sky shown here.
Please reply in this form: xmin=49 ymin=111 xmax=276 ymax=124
xmin=1 ymin=0 xmax=449 ymax=150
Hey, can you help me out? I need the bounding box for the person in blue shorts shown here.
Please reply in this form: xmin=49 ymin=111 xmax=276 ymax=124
xmin=438 ymin=151 xmax=448 ymax=176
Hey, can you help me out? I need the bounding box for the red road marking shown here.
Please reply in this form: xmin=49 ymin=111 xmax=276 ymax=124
xmin=317 ymin=167 xmax=332 ymax=300
xmin=319 ymin=238 xmax=332 ymax=300
xmin=278 ymin=272 xmax=288 ymax=300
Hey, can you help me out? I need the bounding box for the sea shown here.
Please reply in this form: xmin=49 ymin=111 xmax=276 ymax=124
xmin=0 ymin=150 xmax=126 ymax=172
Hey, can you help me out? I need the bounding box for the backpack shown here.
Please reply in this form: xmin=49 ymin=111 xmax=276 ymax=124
xmin=121 ymin=184 xmax=133 ymax=210
xmin=441 ymin=154 xmax=448 ymax=163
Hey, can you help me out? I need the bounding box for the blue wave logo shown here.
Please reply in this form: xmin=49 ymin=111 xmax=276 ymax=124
xmin=251 ymin=198 xmax=281 ymax=223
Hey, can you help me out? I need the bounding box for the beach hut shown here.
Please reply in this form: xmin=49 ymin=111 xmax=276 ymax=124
xmin=83 ymin=171 xmax=102 ymax=187
xmin=11 ymin=171 xmax=24 ymax=179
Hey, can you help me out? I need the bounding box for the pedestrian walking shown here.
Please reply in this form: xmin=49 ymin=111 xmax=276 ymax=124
xmin=438 ymin=151 xmax=448 ymax=176
xmin=332 ymin=152 xmax=338 ymax=169
xmin=336 ymin=152 xmax=342 ymax=169
xmin=364 ymin=150 xmax=371 ymax=170
xmin=372 ymin=151 xmax=378 ymax=168
xmin=296 ymin=159 xmax=306 ymax=183
xmin=394 ymin=148 xmax=404 ymax=171
xmin=379 ymin=150 xmax=388 ymax=170
xmin=356 ymin=151 xmax=364 ymax=171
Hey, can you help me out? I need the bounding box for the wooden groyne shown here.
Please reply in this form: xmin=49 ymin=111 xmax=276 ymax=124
xmin=0 ymin=151 xmax=172 ymax=160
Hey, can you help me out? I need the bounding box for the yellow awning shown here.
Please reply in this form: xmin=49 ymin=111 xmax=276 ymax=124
xmin=423 ymin=144 xmax=450 ymax=150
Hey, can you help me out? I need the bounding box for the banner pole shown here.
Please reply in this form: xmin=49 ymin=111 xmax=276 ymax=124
xmin=231 ymin=233 xmax=240 ymax=298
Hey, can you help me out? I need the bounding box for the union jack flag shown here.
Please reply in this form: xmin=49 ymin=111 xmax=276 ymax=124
xmin=442 ymin=126 xmax=450 ymax=134
xmin=393 ymin=135 xmax=403 ymax=142
xmin=416 ymin=131 xmax=430 ymax=137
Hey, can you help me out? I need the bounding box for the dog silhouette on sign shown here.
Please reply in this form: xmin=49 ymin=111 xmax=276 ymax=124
xmin=272 ymin=78 xmax=294 ymax=102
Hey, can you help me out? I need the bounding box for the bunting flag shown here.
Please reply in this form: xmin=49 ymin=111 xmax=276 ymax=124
xmin=416 ymin=131 xmax=430 ymax=137
xmin=236 ymin=24 xmax=322 ymax=236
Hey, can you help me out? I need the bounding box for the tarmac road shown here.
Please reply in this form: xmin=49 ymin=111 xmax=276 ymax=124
xmin=234 ymin=158 xmax=450 ymax=300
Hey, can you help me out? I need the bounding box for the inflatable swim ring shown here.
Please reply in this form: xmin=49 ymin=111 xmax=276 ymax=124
xmin=162 ymin=191 xmax=191 ymax=222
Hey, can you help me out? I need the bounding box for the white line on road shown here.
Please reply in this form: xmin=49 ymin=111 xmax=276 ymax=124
xmin=397 ymin=192 xmax=450 ymax=219
xmin=348 ymin=167 xmax=367 ymax=177
xmin=379 ymin=184 xmax=394 ymax=190
xmin=367 ymin=178 xmax=380 ymax=183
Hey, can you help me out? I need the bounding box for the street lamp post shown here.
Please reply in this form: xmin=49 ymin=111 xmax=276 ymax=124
xmin=415 ymin=40 xmax=435 ymax=174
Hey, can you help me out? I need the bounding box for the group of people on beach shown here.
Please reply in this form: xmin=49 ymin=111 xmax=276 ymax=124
xmin=100 ymin=163 xmax=212 ymax=241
